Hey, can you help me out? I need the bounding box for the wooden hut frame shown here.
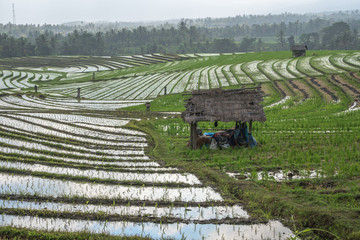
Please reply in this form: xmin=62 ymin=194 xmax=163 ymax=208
xmin=181 ymin=87 xmax=266 ymax=149
xmin=291 ymin=44 xmax=307 ymax=57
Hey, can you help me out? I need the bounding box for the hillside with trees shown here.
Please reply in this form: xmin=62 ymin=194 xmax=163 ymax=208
xmin=0 ymin=10 xmax=359 ymax=57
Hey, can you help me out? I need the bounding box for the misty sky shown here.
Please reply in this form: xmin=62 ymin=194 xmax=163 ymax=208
xmin=0 ymin=0 xmax=359 ymax=24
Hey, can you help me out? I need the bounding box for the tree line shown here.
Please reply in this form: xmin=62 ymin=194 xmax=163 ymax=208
xmin=1 ymin=9 xmax=360 ymax=38
xmin=0 ymin=21 xmax=358 ymax=58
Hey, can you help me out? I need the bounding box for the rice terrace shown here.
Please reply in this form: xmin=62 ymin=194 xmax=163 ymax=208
xmin=0 ymin=49 xmax=358 ymax=240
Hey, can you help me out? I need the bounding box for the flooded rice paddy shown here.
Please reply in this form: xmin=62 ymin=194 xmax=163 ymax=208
xmin=0 ymin=173 xmax=222 ymax=202
xmin=0 ymin=199 xmax=249 ymax=221
xmin=0 ymin=161 xmax=201 ymax=185
xmin=0 ymin=102 xmax=295 ymax=238
xmin=0 ymin=214 xmax=293 ymax=239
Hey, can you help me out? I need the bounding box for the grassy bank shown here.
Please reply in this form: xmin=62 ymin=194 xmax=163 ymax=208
xmin=0 ymin=226 xmax=150 ymax=240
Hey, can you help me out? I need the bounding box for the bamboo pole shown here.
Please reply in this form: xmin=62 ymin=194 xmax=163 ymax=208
xmin=190 ymin=122 xmax=198 ymax=150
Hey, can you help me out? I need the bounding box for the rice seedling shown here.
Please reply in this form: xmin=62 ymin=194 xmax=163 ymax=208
xmin=0 ymin=51 xmax=359 ymax=239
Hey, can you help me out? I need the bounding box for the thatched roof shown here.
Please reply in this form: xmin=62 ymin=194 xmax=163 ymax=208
xmin=182 ymin=87 xmax=266 ymax=123
xmin=291 ymin=44 xmax=308 ymax=51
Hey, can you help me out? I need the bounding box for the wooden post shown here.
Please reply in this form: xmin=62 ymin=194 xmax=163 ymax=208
xmin=34 ymin=85 xmax=37 ymax=93
xmin=249 ymin=120 xmax=253 ymax=135
xmin=248 ymin=120 xmax=253 ymax=147
xmin=77 ymin=88 xmax=81 ymax=99
xmin=190 ymin=122 xmax=198 ymax=150
xmin=190 ymin=123 xmax=194 ymax=149
xmin=92 ymin=72 xmax=95 ymax=81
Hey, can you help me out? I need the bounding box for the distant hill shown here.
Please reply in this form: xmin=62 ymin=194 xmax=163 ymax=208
xmin=59 ymin=9 xmax=360 ymax=29
xmin=62 ymin=21 xmax=87 ymax=26
xmin=185 ymin=9 xmax=360 ymax=28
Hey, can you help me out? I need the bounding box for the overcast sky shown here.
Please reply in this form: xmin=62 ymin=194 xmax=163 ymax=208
xmin=0 ymin=0 xmax=359 ymax=24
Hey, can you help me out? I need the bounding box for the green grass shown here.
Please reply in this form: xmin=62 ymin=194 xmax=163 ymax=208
xmin=0 ymin=227 xmax=150 ymax=240
xmin=60 ymin=50 xmax=358 ymax=83
xmin=1 ymin=50 xmax=360 ymax=239
xmin=123 ymin=93 xmax=187 ymax=112
xmin=125 ymin=79 xmax=360 ymax=239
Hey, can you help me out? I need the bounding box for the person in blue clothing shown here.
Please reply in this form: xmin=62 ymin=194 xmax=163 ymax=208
xmin=241 ymin=122 xmax=248 ymax=139
xmin=206 ymin=121 xmax=258 ymax=149
xmin=233 ymin=121 xmax=257 ymax=147
xmin=231 ymin=122 xmax=241 ymax=147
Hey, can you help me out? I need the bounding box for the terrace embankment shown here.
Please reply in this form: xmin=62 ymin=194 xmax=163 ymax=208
xmin=350 ymin=72 xmax=360 ymax=80
xmin=274 ymin=80 xmax=294 ymax=97
xmin=309 ymin=78 xmax=339 ymax=102
xmin=0 ymin=51 xmax=359 ymax=239
xmin=288 ymin=79 xmax=313 ymax=99
xmin=331 ymin=74 xmax=360 ymax=104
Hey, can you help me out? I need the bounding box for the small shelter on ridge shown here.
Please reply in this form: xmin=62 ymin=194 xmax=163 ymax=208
xmin=181 ymin=87 xmax=266 ymax=149
xmin=291 ymin=44 xmax=307 ymax=57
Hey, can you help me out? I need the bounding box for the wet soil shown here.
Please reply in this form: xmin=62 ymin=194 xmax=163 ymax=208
xmin=0 ymin=208 xmax=257 ymax=225
xmin=276 ymin=81 xmax=295 ymax=96
xmin=331 ymin=75 xmax=360 ymax=105
xmin=0 ymin=194 xmax=242 ymax=208
xmin=350 ymin=72 xmax=360 ymax=81
xmin=288 ymin=80 xmax=310 ymax=99
xmin=285 ymin=179 xmax=337 ymax=190
xmin=309 ymin=78 xmax=338 ymax=102
xmin=273 ymin=81 xmax=286 ymax=97
xmin=331 ymin=75 xmax=360 ymax=97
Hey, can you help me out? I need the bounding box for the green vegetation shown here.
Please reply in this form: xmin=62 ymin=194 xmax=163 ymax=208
xmin=0 ymin=50 xmax=359 ymax=239
xmin=123 ymin=93 xmax=186 ymax=112
xmin=1 ymin=17 xmax=359 ymax=57
xmin=0 ymin=227 xmax=149 ymax=240
xmin=126 ymin=71 xmax=360 ymax=239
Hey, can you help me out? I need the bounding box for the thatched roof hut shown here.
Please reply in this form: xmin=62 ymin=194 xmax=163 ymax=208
xmin=291 ymin=44 xmax=308 ymax=57
xmin=182 ymin=87 xmax=266 ymax=149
